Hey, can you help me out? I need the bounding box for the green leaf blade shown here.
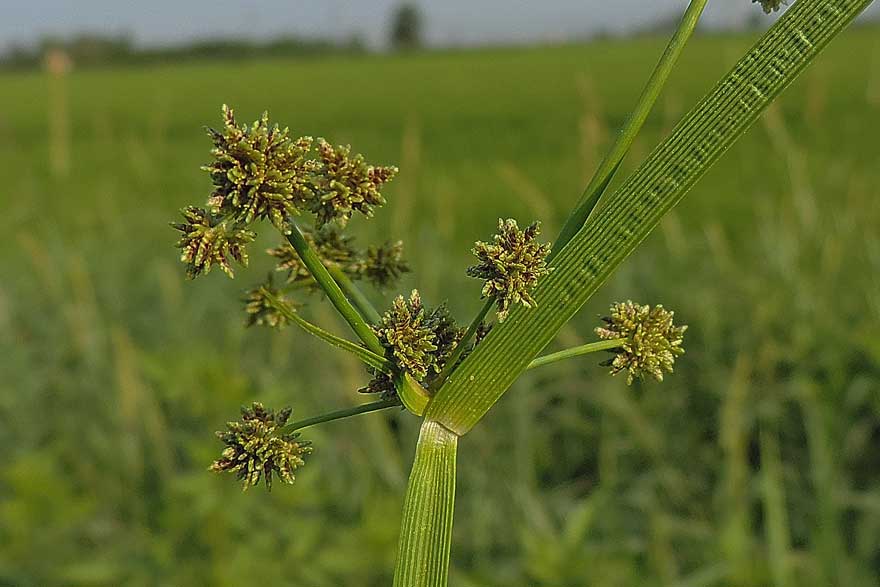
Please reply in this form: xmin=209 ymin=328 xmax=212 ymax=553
xmin=428 ymin=0 xmax=874 ymax=435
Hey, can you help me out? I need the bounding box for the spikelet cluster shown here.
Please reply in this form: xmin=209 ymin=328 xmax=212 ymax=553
xmin=175 ymin=106 xmax=400 ymax=281
xmin=374 ymin=290 xmax=439 ymax=380
xmin=172 ymin=206 xmax=255 ymax=279
xmin=363 ymin=291 xmax=466 ymax=397
xmin=359 ymin=241 xmax=410 ymax=290
xmin=309 ymin=139 xmax=399 ymax=228
xmin=468 ymin=218 xmax=552 ymax=321
xmin=205 ymin=105 xmax=316 ymax=233
xmin=595 ymin=301 xmax=687 ymax=385
xmin=210 ymin=402 xmax=311 ymax=491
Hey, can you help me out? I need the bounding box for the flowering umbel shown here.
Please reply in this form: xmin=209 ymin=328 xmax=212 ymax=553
xmin=468 ymin=218 xmax=553 ymax=322
xmin=211 ymin=402 xmax=311 ymax=491
xmin=309 ymin=139 xmax=398 ymax=228
xmin=595 ymin=301 xmax=687 ymax=385
xmin=205 ymin=105 xmax=316 ymax=233
xmin=753 ymin=0 xmax=786 ymax=13
xmin=172 ymin=206 xmax=255 ymax=279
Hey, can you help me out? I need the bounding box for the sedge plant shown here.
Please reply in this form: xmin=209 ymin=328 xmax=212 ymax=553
xmin=170 ymin=0 xmax=873 ymax=583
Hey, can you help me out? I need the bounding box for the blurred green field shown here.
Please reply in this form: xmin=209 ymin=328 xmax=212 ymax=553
xmin=2 ymin=26 xmax=880 ymax=586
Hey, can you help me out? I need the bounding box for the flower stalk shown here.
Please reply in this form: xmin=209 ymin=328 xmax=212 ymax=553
xmin=285 ymin=398 xmax=402 ymax=433
xmin=526 ymin=338 xmax=626 ymax=371
xmin=327 ymin=264 xmax=383 ymax=324
xmin=284 ymin=221 xmax=385 ymax=355
xmin=429 ymin=299 xmax=492 ymax=392
xmin=259 ymin=286 xmax=392 ymax=372
xmin=552 ymin=0 xmax=709 ymax=254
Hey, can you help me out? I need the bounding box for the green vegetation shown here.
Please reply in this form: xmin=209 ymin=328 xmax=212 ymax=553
xmin=2 ymin=17 xmax=879 ymax=587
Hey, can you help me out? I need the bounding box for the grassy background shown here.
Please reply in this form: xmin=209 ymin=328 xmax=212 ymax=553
xmin=2 ymin=26 xmax=880 ymax=586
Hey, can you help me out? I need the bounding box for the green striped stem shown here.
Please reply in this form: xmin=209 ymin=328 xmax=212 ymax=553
xmin=393 ymin=419 xmax=458 ymax=587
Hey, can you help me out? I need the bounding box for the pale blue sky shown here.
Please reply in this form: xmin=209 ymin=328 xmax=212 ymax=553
xmin=2 ymin=1 xmax=878 ymax=49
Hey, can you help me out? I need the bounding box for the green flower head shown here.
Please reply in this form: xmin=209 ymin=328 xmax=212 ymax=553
xmin=374 ymin=290 xmax=437 ymax=380
xmin=210 ymin=402 xmax=311 ymax=491
xmin=753 ymin=0 xmax=786 ymax=13
xmin=172 ymin=206 xmax=255 ymax=279
xmin=363 ymin=297 xmax=466 ymax=397
xmin=359 ymin=240 xmax=410 ymax=290
xmin=467 ymin=218 xmax=553 ymax=322
xmin=595 ymin=301 xmax=687 ymax=385
xmin=421 ymin=304 xmax=465 ymax=383
xmin=309 ymin=139 xmax=398 ymax=228
xmin=204 ymin=105 xmax=316 ymax=233
xmin=243 ymin=278 xmax=299 ymax=329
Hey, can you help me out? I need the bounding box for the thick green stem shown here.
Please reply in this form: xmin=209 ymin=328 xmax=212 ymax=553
xmin=286 ymin=398 xmax=401 ymax=432
xmin=327 ymin=264 xmax=383 ymax=324
xmin=429 ymin=300 xmax=493 ymax=392
xmin=552 ymin=0 xmax=708 ymax=255
xmin=393 ymin=419 xmax=458 ymax=587
xmin=261 ymin=287 xmax=392 ymax=373
xmin=284 ymin=221 xmax=385 ymax=355
xmin=527 ymin=338 xmax=625 ymax=370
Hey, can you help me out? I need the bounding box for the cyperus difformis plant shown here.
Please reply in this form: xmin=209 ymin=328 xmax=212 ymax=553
xmin=169 ymin=0 xmax=871 ymax=584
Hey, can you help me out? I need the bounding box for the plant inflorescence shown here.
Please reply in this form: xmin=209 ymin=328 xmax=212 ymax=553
xmin=210 ymin=402 xmax=311 ymax=491
xmin=595 ymin=301 xmax=687 ymax=384
xmin=175 ymin=105 xmax=677 ymax=490
xmin=169 ymin=0 xmax=869 ymax=583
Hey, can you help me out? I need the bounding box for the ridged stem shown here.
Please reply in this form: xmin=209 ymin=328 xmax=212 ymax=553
xmin=393 ymin=419 xmax=458 ymax=587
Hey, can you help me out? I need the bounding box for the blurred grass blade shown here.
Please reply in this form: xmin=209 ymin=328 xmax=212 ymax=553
xmin=760 ymin=423 xmax=793 ymax=587
xmin=428 ymin=0 xmax=873 ymax=435
xmin=553 ymin=0 xmax=708 ymax=252
xmin=393 ymin=420 xmax=458 ymax=587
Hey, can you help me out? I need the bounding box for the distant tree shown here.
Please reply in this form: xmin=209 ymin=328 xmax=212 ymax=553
xmin=390 ymin=3 xmax=423 ymax=50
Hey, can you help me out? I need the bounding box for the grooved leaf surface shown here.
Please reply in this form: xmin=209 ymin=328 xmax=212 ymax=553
xmin=427 ymin=0 xmax=873 ymax=435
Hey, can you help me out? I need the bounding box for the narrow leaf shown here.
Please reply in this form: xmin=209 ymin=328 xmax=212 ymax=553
xmin=428 ymin=0 xmax=873 ymax=435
